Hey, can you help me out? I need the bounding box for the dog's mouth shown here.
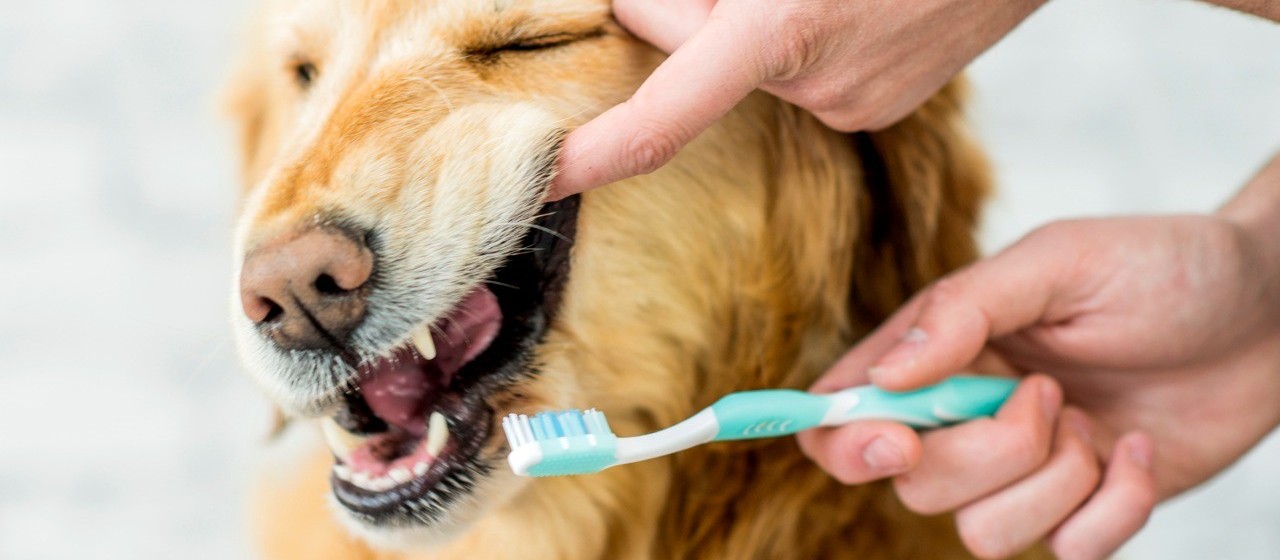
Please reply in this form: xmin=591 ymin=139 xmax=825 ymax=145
xmin=321 ymin=197 xmax=579 ymax=525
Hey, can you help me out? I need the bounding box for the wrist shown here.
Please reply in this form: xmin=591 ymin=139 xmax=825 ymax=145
xmin=1233 ymin=214 xmax=1280 ymax=316
xmin=1218 ymin=154 xmax=1280 ymax=317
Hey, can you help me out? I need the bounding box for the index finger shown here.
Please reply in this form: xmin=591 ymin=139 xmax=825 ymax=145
xmin=867 ymin=238 xmax=1072 ymax=391
xmin=548 ymin=13 xmax=767 ymax=199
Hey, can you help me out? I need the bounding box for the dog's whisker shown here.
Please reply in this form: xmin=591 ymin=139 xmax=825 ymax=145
xmin=483 ymin=279 xmax=520 ymax=290
xmin=405 ymin=75 xmax=456 ymax=115
xmin=177 ymin=337 xmax=236 ymax=392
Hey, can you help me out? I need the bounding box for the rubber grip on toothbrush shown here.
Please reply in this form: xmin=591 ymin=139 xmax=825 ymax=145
xmin=708 ymin=376 xmax=1017 ymax=441
xmin=836 ymin=375 xmax=1017 ymax=428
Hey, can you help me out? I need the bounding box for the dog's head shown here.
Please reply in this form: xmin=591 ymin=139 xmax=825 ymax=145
xmin=226 ymin=0 xmax=661 ymax=546
xmin=227 ymin=0 xmax=989 ymax=554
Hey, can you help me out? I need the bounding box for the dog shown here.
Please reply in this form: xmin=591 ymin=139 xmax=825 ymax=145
xmin=224 ymin=1 xmax=1047 ymax=558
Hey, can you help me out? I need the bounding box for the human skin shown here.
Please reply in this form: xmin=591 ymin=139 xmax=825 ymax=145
xmin=548 ymin=1 xmax=1280 ymax=558
xmin=548 ymin=0 xmax=1279 ymax=199
xmin=800 ymin=153 xmax=1280 ymax=559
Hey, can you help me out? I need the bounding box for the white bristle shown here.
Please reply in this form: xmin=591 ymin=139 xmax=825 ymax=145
xmin=502 ymin=415 xmax=519 ymax=449
xmin=520 ymin=415 xmax=534 ymax=443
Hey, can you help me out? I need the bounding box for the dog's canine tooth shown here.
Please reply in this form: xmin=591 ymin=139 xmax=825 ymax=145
xmin=411 ymin=325 xmax=437 ymax=360
xmin=427 ymin=412 xmax=449 ymax=457
xmin=321 ymin=417 xmax=368 ymax=463
xmin=333 ymin=464 xmax=352 ymax=481
xmin=412 ymin=461 xmax=429 ymax=477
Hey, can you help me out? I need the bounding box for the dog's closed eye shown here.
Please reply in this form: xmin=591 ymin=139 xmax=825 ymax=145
xmin=466 ymin=29 xmax=604 ymax=63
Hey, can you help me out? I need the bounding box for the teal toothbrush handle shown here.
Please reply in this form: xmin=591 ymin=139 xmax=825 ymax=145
xmin=709 ymin=376 xmax=1017 ymax=441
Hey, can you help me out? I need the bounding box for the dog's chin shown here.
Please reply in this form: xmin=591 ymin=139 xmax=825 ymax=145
xmin=292 ymin=194 xmax=577 ymax=542
xmin=329 ymin=473 xmax=490 ymax=551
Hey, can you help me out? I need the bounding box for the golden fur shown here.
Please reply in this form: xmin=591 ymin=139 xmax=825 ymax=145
xmin=225 ymin=0 xmax=1049 ymax=558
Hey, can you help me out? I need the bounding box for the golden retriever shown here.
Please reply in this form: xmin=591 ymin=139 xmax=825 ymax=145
xmin=224 ymin=1 xmax=1047 ymax=558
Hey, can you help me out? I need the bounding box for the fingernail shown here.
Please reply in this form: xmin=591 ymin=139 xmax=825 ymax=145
xmin=869 ymin=328 xmax=928 ymax=378
xmin=1039 ymin=378 xmax=1062 ymax=423
xmin=1126 ymin=434 xmax=1154 ymax=471
xmin=863 ymin=437 xmax=908 ymax=473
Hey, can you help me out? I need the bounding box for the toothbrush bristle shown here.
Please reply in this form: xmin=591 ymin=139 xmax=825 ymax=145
xmin=502 ymin=409 xmax=615 ymax=448
xmin=501 ymin=408 xmax=619 ymax=477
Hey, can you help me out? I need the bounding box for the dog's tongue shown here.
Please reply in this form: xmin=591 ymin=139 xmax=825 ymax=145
xmin=356 ymin=287 xmax=502 ymax=435
xmin=357 ymin=351 xmax=439 ymax=435
xmin=437 ymin=287 xmax=502 ymax=370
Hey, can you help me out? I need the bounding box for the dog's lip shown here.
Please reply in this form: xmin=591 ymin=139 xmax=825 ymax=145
xmin=330 ymin=392 xmax=492 ymax=515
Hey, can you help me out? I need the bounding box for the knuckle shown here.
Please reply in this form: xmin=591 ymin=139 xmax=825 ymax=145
xmin=918 ymin=274 xmax=982 ymax=325
xmin=1001 ymin=423 xmax=1051 ymax=471
xmin=1119 ymin=481 xmax=1159 ymax=522
xmin=1025 ymin=220 xmax=1082 ymax=248
xmin=961 ymin=532 xmax=1013 ymax=560
xmin=798 ymin=435 xmax=865 ymax=486
xmin=1062 ymin=440 xmax=1103 ymax=487
xmin=814 ymin=108 xmax=865 ymax=133
xmin=926 ymin=276 xmax=968 ymax=306
xmin=1049 ymin=536 xmax=1092 ymax=560
xmin=765 ymin=2 xmax=826 ymax=79
xmin=621 ymin=125 xmax=682 ymax=176
xmin=793 ymin=80 xmax=851 ymax=114
xmin=892 ymin=478 xmax=947 ymax=515
xmin=832 ymin=468 xmax=865 ymax=486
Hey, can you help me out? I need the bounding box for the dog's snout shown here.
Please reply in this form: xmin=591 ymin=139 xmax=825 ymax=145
xmin=239 ymin=227 xmax=373 ymax=350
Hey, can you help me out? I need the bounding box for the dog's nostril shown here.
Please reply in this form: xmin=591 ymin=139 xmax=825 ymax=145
xmin=260 ymin=298 xmax=284 ymax=323
xmin=239 ymin=224 xmax=373 ymax=350
xmin=314 ymin=273 xmax=346 ymax=296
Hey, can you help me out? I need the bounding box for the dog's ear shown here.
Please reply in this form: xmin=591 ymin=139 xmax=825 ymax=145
xmin=847 ymin=80 xmax=991 ymax=323
xmin=221 ymin=17 xmax=281 ymax=193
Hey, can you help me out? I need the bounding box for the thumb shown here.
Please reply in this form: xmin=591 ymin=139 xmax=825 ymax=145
xmin=866 ymin=242 xmax=1070 ymax=391
xmin=549 ymin=10 xmax=765 ymax=199
xmin=613 ymin=0 xmax=713 ymax=53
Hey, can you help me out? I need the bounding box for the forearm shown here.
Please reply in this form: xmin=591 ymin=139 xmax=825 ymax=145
xmin=1199 ymin=0 xmax=1280 ymax=21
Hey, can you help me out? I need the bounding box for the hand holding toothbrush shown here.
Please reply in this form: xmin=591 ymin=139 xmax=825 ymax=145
xmin=801 ymin=155 xmax=1280 ymax=560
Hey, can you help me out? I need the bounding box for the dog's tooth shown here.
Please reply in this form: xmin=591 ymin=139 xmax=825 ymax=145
xmin=352 ymin=472 xmax=371 ymax=488
xmin=320 ymin=417 xmax=368 ymax=463
xmin=413 ymin=462 xmax=429 ymax=477
xmin=427 ymin=412 xmax=449 ymax=457
xmin=390 ymin=468 xmax=412 ymax=484
xmin=412 ymin=325 xmax=437 ymax=360
xmin=333 ymin=464 xmax=352 ymax=481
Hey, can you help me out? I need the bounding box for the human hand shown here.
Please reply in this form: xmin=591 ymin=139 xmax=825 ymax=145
xmin=799 ymin=206 xmax=1280 ymax=559
xmin=549 ymin=0 xmax=1045 ymax=199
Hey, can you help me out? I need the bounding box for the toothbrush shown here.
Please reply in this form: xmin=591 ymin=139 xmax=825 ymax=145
xmin=501 ymin=375 xmax=1017 ymax=477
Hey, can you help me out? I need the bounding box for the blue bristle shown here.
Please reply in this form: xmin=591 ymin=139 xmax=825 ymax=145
xmin=563 ymin=411 xmax=586 ymax=436
xmin=539 ymin=412 xmax=559 ymax=439
xmin=530 ymin=415 xmax=547 ymax=440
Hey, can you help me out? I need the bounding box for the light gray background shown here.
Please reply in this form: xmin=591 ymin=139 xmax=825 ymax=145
xmin=0 ymin=0 xmax=1276 ymax=558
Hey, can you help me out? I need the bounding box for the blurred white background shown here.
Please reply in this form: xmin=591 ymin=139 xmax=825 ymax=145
xmin=0 ymin=0 xmax=1276 ymax=558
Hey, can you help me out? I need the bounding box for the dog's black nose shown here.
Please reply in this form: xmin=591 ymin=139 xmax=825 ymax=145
xmin=239 ymin=226 xmax=373 ymax=350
